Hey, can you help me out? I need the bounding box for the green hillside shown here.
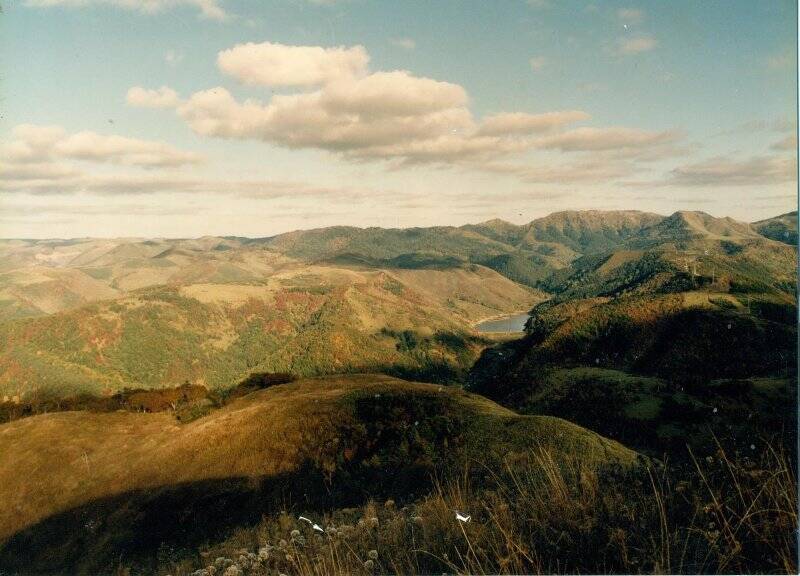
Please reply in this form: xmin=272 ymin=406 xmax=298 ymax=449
xmin=263 ymin=210 xmax=667 ymax=288
xmin=541 ymin=212 xmax=796 ymax=301
xmin=469 ymin=212 xmax=797 ymax=456
xmin=0 ymin=209 xmax=796 ymax=575
xmin=0 ymin=264 xmax=538 ymax=399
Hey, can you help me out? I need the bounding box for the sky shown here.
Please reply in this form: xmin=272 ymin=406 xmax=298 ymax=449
xmin=0 ymin=0 xmax=797 ymax=238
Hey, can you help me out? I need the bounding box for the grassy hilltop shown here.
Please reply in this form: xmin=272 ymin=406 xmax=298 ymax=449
xmin=0 ymin=374 xmax=637 ymax=573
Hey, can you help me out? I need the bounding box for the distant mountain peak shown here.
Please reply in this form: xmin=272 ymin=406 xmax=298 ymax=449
xmin=478 ymin=218 xmax=516 ymax=227
xmin=652 ymin=210 xmax=757 ymax=240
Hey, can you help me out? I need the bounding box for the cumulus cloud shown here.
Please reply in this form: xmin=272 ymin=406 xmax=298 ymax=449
xmin=217 ymin=42 xmax=369 ymax=87
xmin=0 ymin=124 xmax=204 ymax=196
xmin=129 ymin=41 xmax=682 ymax=173
xmin=58 ymin=131 xmax=202 ymax=167
xmin=170 ymin=70 xmax=478 ymax=160
xmin=127 ymin=86 xmax=182 ymax=109
xmin=131 ymin=42 xmax=542 ymax=164
xmin=665 ymin=155 xmax=797 ymax=186
xmin=3 ymin=124 xmax=202 ymax=168
xmin=24 ymin=0 xmax=228 ymax=20
xmin=617 ymin=35 xmax=657 ymax=54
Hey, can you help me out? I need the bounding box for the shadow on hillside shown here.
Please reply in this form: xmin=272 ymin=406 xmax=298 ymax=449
xmin=465 ymin=305 xmax=798 ymax=459
xmin=0 ymin=463 xmax=346 ymax=575
xmin=0 ymin=387 xmax=478 ymax=574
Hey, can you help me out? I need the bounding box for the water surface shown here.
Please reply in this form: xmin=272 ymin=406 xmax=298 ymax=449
xmin=474 ymin=313 xmax=530 ymax=333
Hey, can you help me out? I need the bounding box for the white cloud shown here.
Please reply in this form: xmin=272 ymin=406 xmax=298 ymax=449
xmin=167 ymin=60 xmax=476 ymax=159
xmin=175 ymin=77 xmax=474 ymax=157
xmin=135 ymin=42 xmax=496 ymax=164
xmin=478 ymin=111 xmax=590 ymax=136
xmin=529 ymin=56 xmax=547 ymax=72
xmin=538 ymin=127 xmax=677 ymax=152
xmin=127 ymin=86 xmax=182 ymax=109
xmin=481 ymin=158 xmax=634 ymax=184
xmin=666 ymin=155 xmax=797 ymax=186
xmin=24 ymin=0 xmax=228 ymax=20
xmin=1 ymin=123 xmax=203 ymax=186
xmin=130 ymin=41 xmax=682 ymax=174
xmin=617 ymin=35 xmax=657 ymax=54
xmin=57 ymin=131 xmax=202 ymax=167
xmin=320 ymin=71 xmax=468 ymax=118
xmin=217 ymin=42 xmax=369 ymax=87
xmin=0 ymin=161 xmax=392 ymax=202
xmin=390 ymin=38 xmax=416 ymax=51
xmin=3 ymin=125 xmax=66 ymax=163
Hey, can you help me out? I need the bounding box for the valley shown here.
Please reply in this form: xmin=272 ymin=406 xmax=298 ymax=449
xmin=0 ymin=209 xmax=796 ymax=575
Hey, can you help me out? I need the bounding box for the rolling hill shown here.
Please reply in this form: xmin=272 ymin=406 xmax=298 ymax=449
xmin=0 ymin=208 xmax=794 ymax=574
xmin=539 ymin=210 xmax=796 ymax=300
xmin=469 ymin=211 xmax=797 ymax=456
xmin=0 ymin=209 xmax=788 ymax=323
xmin=0 ymin=209 xmax=793 ymax=404
xmin=0 ymin=262 xmax=540 ymax=399
xmin=0 ymin=374 xmax=638 ymax=574
xmin=264 ymin=210 xmax=667 ymax=286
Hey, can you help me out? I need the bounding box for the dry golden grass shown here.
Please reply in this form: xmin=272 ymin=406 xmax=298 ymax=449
xmin=0 ymin=374 xmax=637 ymax=548
xmin=389 ymin=266 xmax=544 ymax=323
xmin=156 ymin=440 xmax=796 ymax=576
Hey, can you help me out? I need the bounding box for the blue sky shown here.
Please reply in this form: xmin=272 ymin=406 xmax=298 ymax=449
xmin=0 ymin=0 xmax=796 ymax=238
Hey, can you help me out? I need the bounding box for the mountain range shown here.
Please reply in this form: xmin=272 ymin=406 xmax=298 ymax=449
xmin=0 ymin=210 xmax=795 ymax=401
xmin=0 ymin=208 xmax=795 ymax=574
